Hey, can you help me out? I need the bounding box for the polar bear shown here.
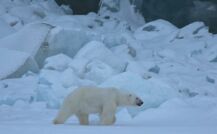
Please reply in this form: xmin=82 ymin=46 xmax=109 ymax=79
xmin=53 ymin=86 xmax=143 ymax=125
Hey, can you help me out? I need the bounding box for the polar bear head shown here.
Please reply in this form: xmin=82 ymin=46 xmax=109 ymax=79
xmin=117 ymin=91 xmax=143 ymax=107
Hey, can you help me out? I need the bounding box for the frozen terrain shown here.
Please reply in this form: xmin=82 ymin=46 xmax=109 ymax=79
xmin=0 ymin=0 xmax=217 ymax=133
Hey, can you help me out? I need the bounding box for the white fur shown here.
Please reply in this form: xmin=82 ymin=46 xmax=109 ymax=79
xmin=53 ymin=86 xmax=140 ymax=125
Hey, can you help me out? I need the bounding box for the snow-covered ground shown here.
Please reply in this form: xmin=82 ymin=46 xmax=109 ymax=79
xmin=0 ymin=0 xmax=217 ymax=133
xmin=1 ymin=99 xmax=217 ymax=134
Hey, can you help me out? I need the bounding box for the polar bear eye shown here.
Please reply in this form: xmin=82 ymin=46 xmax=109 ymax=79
xmin=129 ymin=94 xmax=132 ymax=97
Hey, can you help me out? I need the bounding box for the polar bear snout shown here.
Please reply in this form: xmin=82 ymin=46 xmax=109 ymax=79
xmin=136 ymin=98 xmax=143 ymax=106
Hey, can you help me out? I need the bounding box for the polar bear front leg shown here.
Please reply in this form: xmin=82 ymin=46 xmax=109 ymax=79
xmin=76 ymin=114 xmax=89 ymax=125
xmin=100 ymin=101 xmax=117 ymax=125
xmin=53 ymin=103 xmax=73 ymax=124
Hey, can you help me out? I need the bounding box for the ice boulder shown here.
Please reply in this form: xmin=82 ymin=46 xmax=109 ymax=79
xmin=103 ymin=32 xmax=143 ymax=59
xmin=0 ymin=22 xmax=89 ymax=68
xmin=38 ymin=68 xmax=70 ymax=106
xmin=46 ymin=27 xmax=90 ymax=59
xmin=68 ymin=58 xmax=89 ymax=78
xmin=38 ymin=69 xmax=62 ymax=86
xmin=6 ymin=0 xmax=65 ymax=25
xmin=111 ymin=44 xmax=136 ymax=62
xmin=84 ymin=60 xmax=116 ymax=84
xmin=37 ymin=66 xmax=96 ymax=108
xmin=36 ymin=84 xmax=61 ymax=109
xmin=126 ymin=61 xmax=152 ymax=79
xmin=32 ymin=0 xmax=65 ymax=15
xmin=44 ymin=14 xmax=95 ymax=31
xmin=0 ymin=23 xmax=53 ymax=65
xmin=99 ymin=0 xmax=145 ymax=29
xmin=100 ymin=72 xmax=178 ymax=117
xmin=134 ymin=19 xmax=178 ymax=40
xmin=39 ymin=67 xmax=82 ymax=90
xmin=8 ymin=6 xmax=45 ymax=25
xmin=43 ymin=53 xmax=73 ymax=72
xmin=0 ymin=48 xmax=39 ymax=80
xmin=60 ymin=68 xmax=80 ymax=88
xmin=75 ymin=41 xmax=126 ymax=72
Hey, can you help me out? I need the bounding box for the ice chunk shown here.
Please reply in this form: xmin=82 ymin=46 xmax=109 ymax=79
xmin=111 ymin=45 xmax=135 ymax=62
xmin=134 ymin=19 xmax=178 ymax=40
xmin=0 ymin=48 xmax=39 ymax=80
xmin=38 ymin=69 xmax=61 ymax=86
xmin=100 ymin=72 xmax=177 ymax=116
xmin=69 ymin=58 xmax=89 ymax=78
xmin=99 ymin=0 xmax=145 ymax=29
xmin=44 ymin=53 xmax=73 ymax=72
xmin=36 ymin=84 xmax=60 ymax=109
xmin=6 ymin=0 xmax=64 ymax=24
xmin=46 ymin=27 xmax=90 ymax=59
xmin=126 ymin=61 xmax=152 ymax=79
xmin=45 ymin=14 xmax=96 ymax=31
xmin=38 ymin=69 xmax=69 ymax=108
xmin=84 ymin=60 xmax=116 ymax=84
xmin=60 ymin=68 xmax=80 ymax=88
xmin=178 ymin=22 xmax=210 ymax=39
xmin=35 ymin=0 xmax=65 ymax=15
xmin=0 ymin=23 xmax=53 ymax=61
xmin=60 ymin=5 xmax=73 ymax=14
xmin=9 ymin=6 xmax=45 ymax=24
xmin=75 ymin=41 xmax=126 ymax=72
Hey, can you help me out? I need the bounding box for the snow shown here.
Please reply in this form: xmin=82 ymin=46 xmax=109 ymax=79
xmin=0 ymin=19 xmax=15 ymax=38
xmin=0 ymin=0 xmax=217 ymax=133
xmin=0 ymin=76 xmax=37 ymax=105
xmin=178 ymin=22 xmax=211 ymax=39
xmin=130 ymin=97 xmax=217 ymax=126
xmin=0 ymin=97 xmax=217 ymax=134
